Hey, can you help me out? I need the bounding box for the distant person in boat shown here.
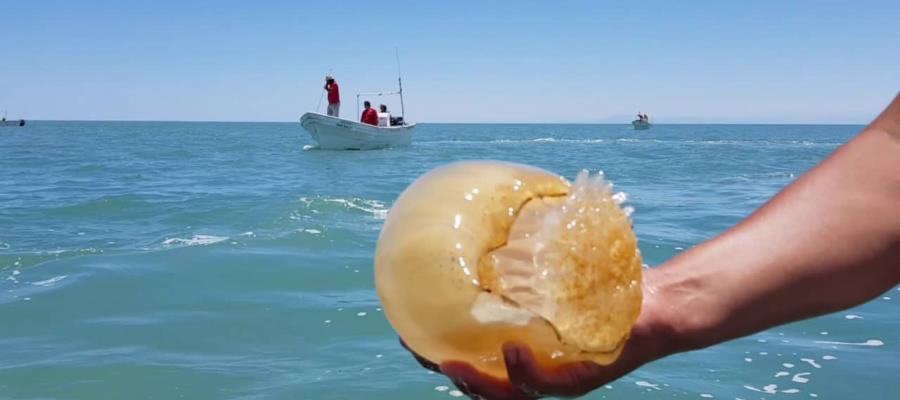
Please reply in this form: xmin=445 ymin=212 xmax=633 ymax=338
xmin=324 ymin=75 xmax=340 ymax=117
xmin=361 ymin=101 xmax=379 ymax=126
xmin=377 ymin=104 xmax=392 ymax=127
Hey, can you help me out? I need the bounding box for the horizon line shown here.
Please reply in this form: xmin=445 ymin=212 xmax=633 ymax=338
xmin=19 ymin=119 xmax=869 ymax=126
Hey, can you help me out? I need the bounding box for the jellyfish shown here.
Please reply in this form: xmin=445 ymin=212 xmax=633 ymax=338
xmin=375 ymin=161 xmax=642 ymax=379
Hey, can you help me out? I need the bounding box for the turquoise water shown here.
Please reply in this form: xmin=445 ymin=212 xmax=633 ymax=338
xmin=1 ymin=121 xmax=897 ymax=399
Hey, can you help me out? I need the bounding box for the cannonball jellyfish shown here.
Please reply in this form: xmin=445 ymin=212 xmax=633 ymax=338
xmin=375 ymin=161 xmax=642 ymax=378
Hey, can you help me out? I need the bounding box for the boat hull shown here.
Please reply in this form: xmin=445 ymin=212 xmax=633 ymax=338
xmin=300 ymin=113 xmax=415 ymax=150
xmin=631 ymin=120 xmax=651 ymax=130
xmin=0 ymin=120 xmax=25 ymax=127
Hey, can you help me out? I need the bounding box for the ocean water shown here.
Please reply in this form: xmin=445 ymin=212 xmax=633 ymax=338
xmin=1 ymin=121 xmax=897 ymax=399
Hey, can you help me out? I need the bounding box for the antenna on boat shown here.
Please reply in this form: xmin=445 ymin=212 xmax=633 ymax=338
xmin=396 ymin=48 xmax=405 ymax=118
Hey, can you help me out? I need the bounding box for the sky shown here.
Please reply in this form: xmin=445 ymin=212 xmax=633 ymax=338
xmin=2 ymin=0 xmax=898 ymax=123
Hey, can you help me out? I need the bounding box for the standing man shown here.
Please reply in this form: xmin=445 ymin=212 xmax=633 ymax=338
xmin=325 ymin=75 xmax=340 ymax=117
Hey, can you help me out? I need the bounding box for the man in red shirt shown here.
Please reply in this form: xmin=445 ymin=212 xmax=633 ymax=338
xmin=325 ymin=75 xmax=340 ymax=117
xmin=360 ymin=101 xmax=378 ymax=125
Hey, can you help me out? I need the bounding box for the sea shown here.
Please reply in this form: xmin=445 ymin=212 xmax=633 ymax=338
xmin=1 ymin=121 xmax=897 ymax=399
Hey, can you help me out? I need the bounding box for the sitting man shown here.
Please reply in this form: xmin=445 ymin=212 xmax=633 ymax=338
xmin=377 ymin=104 xmax=392 ymax=127
xmin=360 ymin=101 xmax=379 ymax=126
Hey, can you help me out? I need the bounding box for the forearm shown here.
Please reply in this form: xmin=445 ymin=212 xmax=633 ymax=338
xmin=658 ymin=95 xmax=900 ymax=352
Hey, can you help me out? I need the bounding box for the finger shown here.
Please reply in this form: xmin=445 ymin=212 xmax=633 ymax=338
xmin=441 ymin=361 xmax=535 ymax=400
xmin=503 ymin=343 xmax=605 ymax=398
xmin=399 ymin=338 xmax=441 ymax=373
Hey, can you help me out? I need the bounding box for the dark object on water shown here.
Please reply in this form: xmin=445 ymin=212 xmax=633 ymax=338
xmin=0 ymin=119 xmax=26 ymax=127
xmin=631 ymin=119 xmax=650 ymax=130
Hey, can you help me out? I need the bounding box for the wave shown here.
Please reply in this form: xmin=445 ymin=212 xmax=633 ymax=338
xmin=45 ymin=194 xmax=151 ymax=217
xmin=162 ymin=234 xmax=228 ymax=247
xmin=296 ymin=196 xmax=389 ymax=220
xmin=419 ymin=138 xmax=842 ymax=146
xmin=423 ymin=137 xmax=608 ymax=145
xmin=31 ymin=275 xmax=68 ymax=287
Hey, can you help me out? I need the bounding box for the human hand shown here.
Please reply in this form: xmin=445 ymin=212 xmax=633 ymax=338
xmin=401 ymin=269 xmax=681 ymax=399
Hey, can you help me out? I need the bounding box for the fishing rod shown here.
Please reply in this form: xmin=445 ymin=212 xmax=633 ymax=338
xmin=315 ymin=68 xmax=333 ymax=114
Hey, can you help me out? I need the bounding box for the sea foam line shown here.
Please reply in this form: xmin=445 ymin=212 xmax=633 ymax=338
xmin=162 ymin=234 xmax=228 ymax=247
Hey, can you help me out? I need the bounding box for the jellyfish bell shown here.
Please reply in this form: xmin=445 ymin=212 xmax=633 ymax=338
xmin=375 ymin=161 xmax=642 ymax=379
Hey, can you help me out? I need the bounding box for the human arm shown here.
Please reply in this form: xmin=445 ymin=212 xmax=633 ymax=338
xmin=410 ymin=94 xmax=900 ymax=399
xmin=656 ymin=93 xmax=900 ymax=351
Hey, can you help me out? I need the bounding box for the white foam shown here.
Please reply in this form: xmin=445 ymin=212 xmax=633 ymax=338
xmin=325 ymin=198 xmax=387 ymax=217
xmin=783 ymin=363 xmax=795 ymax=368
xmin=792 ymin=372 xmax=811 ymax=384
xmin=302 ymin=144 xmax=316 ymax=150
xmin=745 ymin=384 xmax=778 ymax=394
xmin=775 ymin=372 xmax=790 ymax=378
xmin=300 ymin=196 xmax=389 ymax=219
xmin=782 ymin=388 xmax=800 ymax=393
xmin=497 ymin=137 xmax=607 ymax=144
xmin=303 ymin=229 xmax=322 ymax=234
xmin=356 ymin=312 xmax=367 ymax=317
xmin=800 ymin=358 xmax=821 ymax=369
xmin=844 ymin=314 xmax=863 ymax=320
xmin=814 ymin=339 xmax=883 ymax=347
xmin=700 ymin=394 xmax=713 ymax=398
xmin=31 ymin=275 xmax=68 ymax=287
xmin=635 ymin=381 xmax=660 ymax=390
xmin=163 ymin=235 xmax=227 ymax=247
xmin=434 ymin=386 xmax=449 ymax=392
xmin=448 ymin=390 xmax=464 ymax=397
xmin=822 ymin=355 xmax=837 ymax=360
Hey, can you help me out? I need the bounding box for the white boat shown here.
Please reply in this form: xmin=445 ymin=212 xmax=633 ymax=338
xmin=0 ymin=119 xmax=25 ymax=127
xmin=300 ymin=112 xmax=416 ymax=150
xmin=301 ymin=50 xmax=416 ymax=150
xmin=632 ymin=119 xmax=651 ymax=130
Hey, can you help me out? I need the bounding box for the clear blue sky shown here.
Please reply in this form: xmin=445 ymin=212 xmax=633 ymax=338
xmin=2 ymin=0 xmax=898 ymax=123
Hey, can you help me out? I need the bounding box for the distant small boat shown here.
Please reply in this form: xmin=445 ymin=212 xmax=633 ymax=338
xmin=300 ymin=112 xmax=416 ymax=150
xmin=0 ymin=119 xmax=25 ymax=127
xmin=632 ymin=119 xmax=651 ymax=130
